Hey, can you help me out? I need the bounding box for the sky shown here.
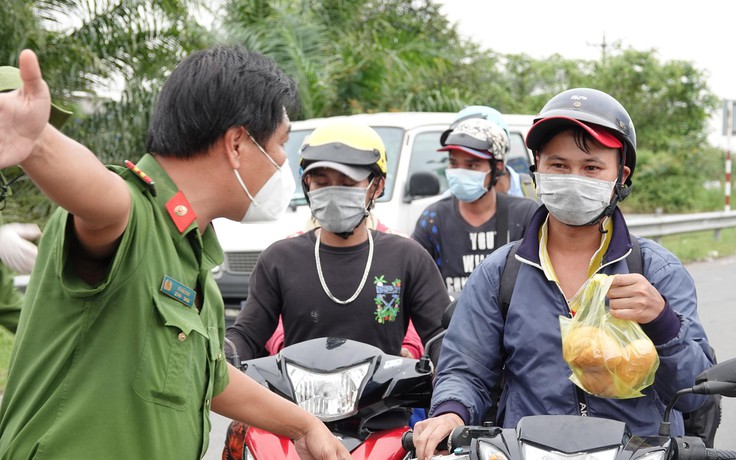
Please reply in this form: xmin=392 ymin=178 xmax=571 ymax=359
xmin=436 ymin=0 xmax=735 ymax=148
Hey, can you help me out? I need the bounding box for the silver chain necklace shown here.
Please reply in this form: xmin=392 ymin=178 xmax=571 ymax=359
xmin=314 ymin=227 xmax=374 ymax=305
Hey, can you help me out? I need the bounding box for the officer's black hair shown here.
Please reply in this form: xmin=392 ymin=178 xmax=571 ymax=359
xmin=146 ymin=45 xmax=300 ymax=159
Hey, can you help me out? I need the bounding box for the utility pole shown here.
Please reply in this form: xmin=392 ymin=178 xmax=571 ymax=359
xmin=588 ymin=33 xmax=608 ymax=64
xmin=725 ymin=101 xmax=734 ymax=212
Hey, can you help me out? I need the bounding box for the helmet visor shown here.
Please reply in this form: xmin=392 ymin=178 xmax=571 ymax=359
xmin=526 ymin=117 xmax=623 ymax=151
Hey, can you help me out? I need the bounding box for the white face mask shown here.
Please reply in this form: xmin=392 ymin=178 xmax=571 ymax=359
xmin=535 ymin=173 xmax=616 ymax=226
xmin=234 ymin=135 xmax=296 ymax=223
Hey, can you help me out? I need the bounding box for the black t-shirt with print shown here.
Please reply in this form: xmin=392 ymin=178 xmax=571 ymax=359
xmin=412 ymin=193 xmax=539 ymax=293
xmin=227 ymin=229 xmax=448 ymax=363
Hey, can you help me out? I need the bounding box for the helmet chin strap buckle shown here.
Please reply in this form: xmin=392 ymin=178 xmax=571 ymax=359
xmin=333 ymin=211 xmax=372 ymax=240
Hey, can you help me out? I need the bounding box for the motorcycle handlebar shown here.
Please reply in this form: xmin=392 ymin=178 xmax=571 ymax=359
xmin=402 ymin=431 xmax=736 ymax=460
xmin=402 ymin=426 xmax=501 ymax=454
xmin=703 ymin=449 xmax=736 ymax=460
xmin=401 ymin=430 xmax=448 ymax=453
xmin=663 ymin=437 xmax=736 ymax=460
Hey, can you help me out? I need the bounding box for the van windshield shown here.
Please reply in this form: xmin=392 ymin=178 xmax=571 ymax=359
xmin=284 ymin=123 xmax=532 ymax=206
xmin=284 ymin=127 xmax=404 ymax=205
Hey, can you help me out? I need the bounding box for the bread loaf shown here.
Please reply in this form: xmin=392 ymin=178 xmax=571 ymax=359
xmin=563 ymin=325 xmax=624 ymax=369
xmin=615 ymin=338 xmax=658 ymax=388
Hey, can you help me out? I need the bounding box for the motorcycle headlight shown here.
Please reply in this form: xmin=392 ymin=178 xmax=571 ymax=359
xmin=286 ymin=361 xmax=370 ymax=422
xmin=521 ymin=442 xmax=619 ymax=460
xmin=478 ymin=440 xmax=511 ymax=460
xmin=633 ymin=451 xmax=666 ymax=460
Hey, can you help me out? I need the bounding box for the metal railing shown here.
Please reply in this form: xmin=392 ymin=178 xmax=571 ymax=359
xmin=626 ymin=211 xmax=736 ymax=240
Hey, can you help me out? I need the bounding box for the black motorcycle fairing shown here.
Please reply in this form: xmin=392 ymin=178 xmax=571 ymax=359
xmin=242 ymin=337 xmax=433 ymax=434
xmin=517 ymin=415 xmax=629 ymax=453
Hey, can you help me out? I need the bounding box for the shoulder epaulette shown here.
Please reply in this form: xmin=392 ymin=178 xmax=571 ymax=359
xmin=124 ymin=160 xmax=157 ymax=197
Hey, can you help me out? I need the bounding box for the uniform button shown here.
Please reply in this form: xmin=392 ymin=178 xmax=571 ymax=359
xmin=205 ymin=399 xmax=210 ymax=409
xmin=174 ymin=205 xmax=188 ymax=216
xmin=178 ymin=332 xmax=187 ymax=342
xmin=218 ymin=352 xmax=222 ymax=360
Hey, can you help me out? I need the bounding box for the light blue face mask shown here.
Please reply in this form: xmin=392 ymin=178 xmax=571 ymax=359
xmin=445 ymin=168 xmax=490 ymax=202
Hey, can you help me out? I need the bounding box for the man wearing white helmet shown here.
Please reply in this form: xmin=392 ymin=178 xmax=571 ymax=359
xmin=443 ymin=105 xmax=536 ymax=198
xmin=411 ymin=114 xmax=539 ymax=295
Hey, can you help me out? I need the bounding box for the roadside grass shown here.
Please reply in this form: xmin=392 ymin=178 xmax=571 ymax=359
xmin=0 ymin=229 xmax=735 ymax=392
xmin=658 ymin=227 xmax=736 ymax=263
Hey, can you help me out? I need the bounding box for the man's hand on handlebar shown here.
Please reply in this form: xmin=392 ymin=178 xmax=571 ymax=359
xmin=412 ymin=413 xmax=464 ymax=460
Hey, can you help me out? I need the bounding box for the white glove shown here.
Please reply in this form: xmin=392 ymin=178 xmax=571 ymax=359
xmin=0 ymin=223 xmax=42 ymax=274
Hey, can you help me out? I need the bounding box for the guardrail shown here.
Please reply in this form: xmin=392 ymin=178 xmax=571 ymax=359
xmin=626 ymin=211 xmax=736 ymax=240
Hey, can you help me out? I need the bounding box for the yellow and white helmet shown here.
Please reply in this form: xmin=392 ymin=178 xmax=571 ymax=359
xmin=299 ymin=120 xmax=387 ymax=197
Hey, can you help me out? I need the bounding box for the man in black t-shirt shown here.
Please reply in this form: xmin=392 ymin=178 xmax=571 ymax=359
xmin=412 ymin=110 xmax=539 ymax=294
xmin=228 ymin=120 xmax=448 ymax=363
xmin=223 ymin=119 xmax=450 ymax=460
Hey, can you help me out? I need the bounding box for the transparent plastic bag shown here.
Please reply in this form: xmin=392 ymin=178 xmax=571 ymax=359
xmin=560 ymin=274 xmax=659 ymax=399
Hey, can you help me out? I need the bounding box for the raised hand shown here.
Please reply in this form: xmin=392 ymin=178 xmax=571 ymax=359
xmin=0 ymin=50 xmax=52 ymax=168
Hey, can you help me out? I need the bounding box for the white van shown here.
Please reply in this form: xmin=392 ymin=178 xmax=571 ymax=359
xmin=213 ymin=112 xmax=535 ymax=323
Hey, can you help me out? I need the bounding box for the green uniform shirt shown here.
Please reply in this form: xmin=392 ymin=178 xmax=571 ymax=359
xmin=0 ymin=154 xmax=229 ymax=460
xmin=0 ymin=264 xmax=22 ymax=333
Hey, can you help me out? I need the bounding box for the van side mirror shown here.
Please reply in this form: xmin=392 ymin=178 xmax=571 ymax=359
xmin=405 ymin=171 xmax=440 ymax=203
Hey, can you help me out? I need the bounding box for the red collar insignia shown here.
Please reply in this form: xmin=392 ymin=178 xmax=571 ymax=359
xmin=165 ymin=191 xmax=197 ymax=233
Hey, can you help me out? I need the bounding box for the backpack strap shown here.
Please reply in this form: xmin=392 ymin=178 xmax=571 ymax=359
xmin=495 ymin=192 xmax=509 ymax=248
xmin=626 ymin=235 xmax=642 ymax=275
xmin=485 ymin=240 xmax=521 ymax=425
xmin=499 ymin=240 xmax=521 ymax=320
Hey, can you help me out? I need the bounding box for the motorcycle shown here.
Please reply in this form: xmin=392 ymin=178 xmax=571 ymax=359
xmin=225 ymin=336 xmax=437 ymax=459
xmin=401 ymin=356 xmax=736 ymax=460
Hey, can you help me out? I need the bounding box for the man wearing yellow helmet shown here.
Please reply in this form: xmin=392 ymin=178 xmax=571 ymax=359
xmin=223 ymin=120 xmax=449 ymax=459
xmin=227 ymin=120 xmax=448 ymax=362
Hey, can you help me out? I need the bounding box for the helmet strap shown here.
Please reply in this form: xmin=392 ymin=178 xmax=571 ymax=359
xmin=336 ymin=178 xmax=376 ymax=240
xmin=488 ymin=158 xmax=500 ymax=188
xmin=592 ymin=145 xmax=632 ymax=233
xmin=334 ymin=212 xmax=370 ymax=240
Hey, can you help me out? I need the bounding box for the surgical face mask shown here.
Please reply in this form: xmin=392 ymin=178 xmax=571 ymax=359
xmin=445 ymin=168 xmax=490 ymax=202
xmin=308 ymin=185 xmax=370 ymax=234
xmin=234 ymin=136 xmax=296 ymax=223
xmin=535 ymin=173 xmax=616 ymax=226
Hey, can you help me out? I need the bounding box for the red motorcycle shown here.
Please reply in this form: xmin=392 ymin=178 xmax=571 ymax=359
xmin=227 ymin=336 xmax=436 ymax=459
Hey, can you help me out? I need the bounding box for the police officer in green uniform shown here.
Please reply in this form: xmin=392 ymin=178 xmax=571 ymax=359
xmin=0 ymin=65 xmax=71 ymax=333
xmin=0 ymin=47 xmax=351 ymax=460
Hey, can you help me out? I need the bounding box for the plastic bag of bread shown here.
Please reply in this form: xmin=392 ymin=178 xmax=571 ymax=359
xmin=560 ymin=274 xmax=659 ymax=399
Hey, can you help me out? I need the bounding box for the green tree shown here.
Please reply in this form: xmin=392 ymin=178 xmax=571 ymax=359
xmin=586 ymin=47 xmax=719 ymax=152
xmin=459 ymin=44 xmax=720 ymax=213
xmin=585 ymin=48 xmax=720 ymax=212
xmin=220 ymin=0 xmax=470 ymax=117
xmin=0 ymin=0 xmax=212 ymax=223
